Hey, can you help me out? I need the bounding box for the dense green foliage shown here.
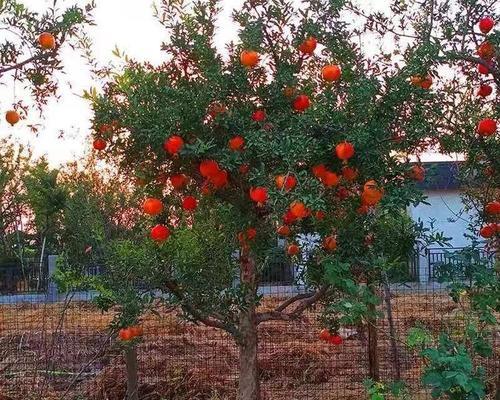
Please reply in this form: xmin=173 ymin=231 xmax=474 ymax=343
xmin=89 ymin=0 xmax=445 ymax=315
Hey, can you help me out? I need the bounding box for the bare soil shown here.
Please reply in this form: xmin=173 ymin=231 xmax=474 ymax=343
xmin=0 ymin=292 xmax=497 ymax=400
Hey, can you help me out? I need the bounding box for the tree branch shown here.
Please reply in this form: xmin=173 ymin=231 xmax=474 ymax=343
xmin=425 ymin=0 xmax=435 ymax=42
xmin=439 ymin=52 xmax=500 ymax=85
xmin=163 ymin=280 xmax=239 ymax=337
xmin=256 ymin=285 xmax=329 ymax=324
xmin=274 ymin=291 xmax=319 ymax=312
xmin=0 ymin=52 xmax=52 ymax=77
xmin=250 ymin=3 xmax=280 ymax=69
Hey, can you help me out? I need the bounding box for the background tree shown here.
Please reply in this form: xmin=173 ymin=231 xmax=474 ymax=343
xmin=0 ymin=139 xmax=32 ymax=268
xmin=0 ymin=0 xmax=94 ymax=122
xmin=352 ymin=1 xmax=499 ymax=396
xmin=23 ymin=160 xmax=67 ymax=287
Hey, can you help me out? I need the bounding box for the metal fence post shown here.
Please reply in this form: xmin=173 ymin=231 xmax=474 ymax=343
xmin=418 ymin=249 xmax=428 ymax=284
xmin=47 ymin=255 xmax=58 ymax=302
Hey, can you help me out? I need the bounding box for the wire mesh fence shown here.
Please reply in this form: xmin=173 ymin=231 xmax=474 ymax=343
xmin=0 ymin=255 xmax=498 ymax=399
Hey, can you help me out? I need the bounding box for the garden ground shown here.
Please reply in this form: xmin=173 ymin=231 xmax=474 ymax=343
xmin=0 ymin=292 xmax=498 ymax=399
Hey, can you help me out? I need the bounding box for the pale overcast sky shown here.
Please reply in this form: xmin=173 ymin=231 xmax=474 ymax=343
xmin=1 ymin=0 xmax=459 ymax=166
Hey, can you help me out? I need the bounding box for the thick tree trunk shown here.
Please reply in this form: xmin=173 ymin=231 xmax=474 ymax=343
xmin=125 ymin=345 xmax=139 ymax=400
xmin=238 ymin=308 xmax=260 ymax=400
xmin=238 ymin=249 xmax=261 ymax=400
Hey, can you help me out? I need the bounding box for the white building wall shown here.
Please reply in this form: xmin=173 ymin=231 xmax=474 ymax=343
xmin=408 ymin=189 xmax=478 ymax=282
xmin=409 ymin=189 xmax=475 ymax=248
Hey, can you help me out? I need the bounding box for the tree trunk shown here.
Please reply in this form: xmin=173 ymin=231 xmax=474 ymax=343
xmin=382 ymin=274 xmax=401 ymax=381
xmin=37 ymin=235 xmax=46 ymax=291
xmin=238 ymin=308 xmax=260 ymax=400
xmin=125 ymin=345 xmax=139 ymax=400
xmin=496 ymin=323 xmax=500 ymax=400
xmin=367 ymin=284 xmax=380 ymax=381
xmin=238 ymin=249 xmax=261 ymax=400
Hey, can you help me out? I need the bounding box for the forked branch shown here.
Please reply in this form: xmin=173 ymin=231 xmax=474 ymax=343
xmin=163 ymin=280 xmax=239 ymax=336
xmin=256 ymin=285 xmax=329 ymax=324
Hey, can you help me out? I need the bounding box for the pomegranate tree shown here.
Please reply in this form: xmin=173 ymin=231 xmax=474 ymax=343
xmin=87 ymin=0 xmax=469 ymax=398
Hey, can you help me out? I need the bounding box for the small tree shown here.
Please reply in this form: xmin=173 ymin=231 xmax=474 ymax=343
xmin=86 ymin=1 xmax=474 ymax=399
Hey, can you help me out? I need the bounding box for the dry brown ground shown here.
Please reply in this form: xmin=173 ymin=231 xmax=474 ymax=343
xmin=0 ymin=292 xmax=497 ymax=400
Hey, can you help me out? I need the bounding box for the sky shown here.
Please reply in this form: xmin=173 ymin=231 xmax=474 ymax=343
xmin=1 ymin=0 xmax=461 ymax=166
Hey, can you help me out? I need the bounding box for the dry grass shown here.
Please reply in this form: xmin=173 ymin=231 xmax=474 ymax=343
xmin=0 ymin=292 xmax=497 ymax=400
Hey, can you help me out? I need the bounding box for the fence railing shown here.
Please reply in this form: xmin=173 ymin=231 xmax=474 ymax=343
xmin=426 ymin=247 xmax=496 ymax=280
xmin=1 ymin=247 xmax=495 ymax=295
xmin=260 ymin=260 xmax=295 ymax=285
xmin=0 ymin=258 xmax=49 ymax=294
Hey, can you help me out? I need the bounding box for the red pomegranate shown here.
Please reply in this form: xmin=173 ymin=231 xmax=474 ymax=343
xmin=477 ymin=85 xmax=493 ymax=97
xmin=485 ymin=201 xmax=500 ymax=215
xmin=342 ymin=166 xmax=358 ymax=181
xmin=249 ymin=187 xmax=268 ymax=204
xmin=290 ymin=201 xmax=309 ymax=219
xmin=252 ymin=110 xmax=266 ymax=122
xmin=314 ymin=210 xmax=326 ymax=220
xmin=292 ymin=95 xmax=311 ymax=112
xmin=170 ymin=174 xmax=188 ymax=189
xmin=240 ymin=50 xmax=259 ymax=68
xmin=361 ymin=180 xmax=383 ymax=206
xmin=239 ymin=164 xmax=250 ymax=174
xmin=420 ymin=75 xmax=433 ymax=90
xmin=322 ymin=65 xmax=341 ymax=82
xmin=479 ymin=223 xmax=498 ymax=239
xmin=143 ymin=198 xmax=163 ymax=216
xmin=275 ymin=174 xmax=297 ymax=191
xmin=335 ymin=141 xmax=355 ymax=161
xmin=298 ymin=37 xmax=317 ymax=55
xmin=199 ymin=160 xmax=220 ymax=177
xmin=163 ymin=135 xmax=184 ymax=155
xmin=319 ymin=329 xmax=331 ymax=341
xmin=93 ymin=138 xmax=107 ymax=151
xmin=322 ymin=236 xmax=337 ymax=252
xmin=478 ymin=62 xmax=492 ymax=75
xmin=477 ymin=41 xmax=495 ymax=60
xmin=312 ymin=164 xmax=328 ymax=179
xmin=283 ymin=210 xmax=298 ymax=225
xmin=287 ymin=243 xmax=300 ymax=256
xmin=477 ymin=118 xmax=497 ymax=136
xmin=277 ymin=225 xmax=291 ymax=236
xmin=118 ymin=328 xmax=133 ymax=341
xmin=150 ymin=224 xmax=170 ymax=242
xmin=479 ymin=17 xmax=494 ymax=34
xmin=329 ymin=335 xmax=343 ymax=346
xmin=410 ymin=165 xmax=426 ymax=182
xmin=322 ymin=171 xmax=340 ymax=187
xmin=210 ymin=169 xmax=229 ymax=189
xmin=246 ymin=227 xmax=257 ymax=241
xmin=182 ymin=196 xmax=198 ymax=211
xmin=479 ymin=224 xmax=497 ymax=238
xmin=229 ymin=136 xmax=245 ymax=151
